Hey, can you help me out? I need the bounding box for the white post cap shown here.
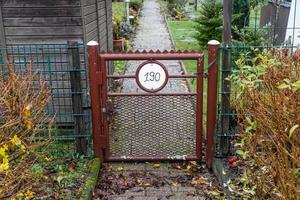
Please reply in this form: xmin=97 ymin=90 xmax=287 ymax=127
xmin=208 ymin=40 xmax=220 ymax=45
xmin=87 ymin=41 xmax=99 ymax=46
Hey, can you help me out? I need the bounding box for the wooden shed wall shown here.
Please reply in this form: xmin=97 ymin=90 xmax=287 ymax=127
xmin=260 ymin=2 xmax=290 ymax=45
xmin=0 ymin=0 xmax=84 ymax=45
xmin=0 ymin=0 xmax=113 ymax=126
xmin=81 ymin=0 xmax=112 ymax=51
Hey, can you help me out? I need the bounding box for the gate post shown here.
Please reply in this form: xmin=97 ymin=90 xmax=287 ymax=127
xmin=206 ymin=40 xmax=220 ymax=169
xmin=87 ymin=41 xmax=103 ymax=158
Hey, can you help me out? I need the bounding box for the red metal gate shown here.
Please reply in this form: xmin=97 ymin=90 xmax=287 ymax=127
xmin=87 ymin=41 xmax=219 ymax=168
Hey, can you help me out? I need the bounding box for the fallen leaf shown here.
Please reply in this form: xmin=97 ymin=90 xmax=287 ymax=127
xmin=137 ymin=179 xmax=142 ymax=185
xmin=117 ymin=166 xmax=124 ymax=171
xmin=144 ymin=183 xmax=151 ymax=187
xmin=172 ymin=181 xmax=178 ymax=187
xmin=191 ymin=176 xmax=208 ymax=186
xmin=153 ymin=163 xmax=160 ymax=168
xmin=228 ymin=156 xmax=238 ymax=165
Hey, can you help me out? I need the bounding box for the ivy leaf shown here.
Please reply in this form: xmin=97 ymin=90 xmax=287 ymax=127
xmin=289 ymin=125 xmax=299 ymax=139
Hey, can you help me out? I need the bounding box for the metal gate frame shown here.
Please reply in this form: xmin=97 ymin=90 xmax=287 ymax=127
xmin=87 ymin=41 xmax=219 ymax=168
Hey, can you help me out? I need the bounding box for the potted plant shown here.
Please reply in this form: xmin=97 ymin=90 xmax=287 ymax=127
xmin=113 ymin=16 xmax=125 ymax=51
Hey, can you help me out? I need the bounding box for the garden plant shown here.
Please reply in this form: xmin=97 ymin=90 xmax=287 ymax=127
xmin=227 ymin=48 xmax=300 ymax=199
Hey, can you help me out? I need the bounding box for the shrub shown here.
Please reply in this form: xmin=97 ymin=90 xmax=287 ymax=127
xmin=228 ymin=49 xmax=300 ymax=199
xmin=193 ymin=0 xmax=223 ymax=48
xmin=129 ymin=0 xmax=143 ymax=11
xmin=166 ymin=0 xmax=189 ymax=20
xmin=0 ymin=65 xmax=51 ymax=198
xmin=232 ymin=25 xmax=270 ymax=46
xmin=232 ymin=0 xmax=250 ymax=29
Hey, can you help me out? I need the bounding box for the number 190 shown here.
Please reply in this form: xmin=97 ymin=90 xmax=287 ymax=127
xmin=144 ymin=71 xmax=161 ymax=82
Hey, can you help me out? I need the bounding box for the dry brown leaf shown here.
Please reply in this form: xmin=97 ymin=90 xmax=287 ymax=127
xmin=137 ymin=179 xmax=142 ymax=185
xmin=172 ymin=181 xmax=178 ymax=187
xmin=144 ymin=183 xmax=151 ymax=187
xmin=191 ymin=176 xmax=209 ymax=186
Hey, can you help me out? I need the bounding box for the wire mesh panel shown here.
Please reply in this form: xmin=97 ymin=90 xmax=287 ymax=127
xmin=109 ymin=95 xmax=197 ymax=158
xmin=0 ymin=44 xmax=91 ymax=143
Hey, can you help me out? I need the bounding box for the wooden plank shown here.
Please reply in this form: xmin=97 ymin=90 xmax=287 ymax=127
xmin=6 ymin=36 xmax=83 ymax=45
xmin=0 ymin=7 xmax=7 ymax=48
xmin=98 ymin=1 xmax=105 ymax=9
xmin=83 ymin=4 xmax=96 ymax=16
xmin=82 ymin=0 xmax=96 ymax=6
xmin=3 ymin=17 xmax=82 ymax=27
xmin=2 ymin=7 xmax=81 ymax=17
xmin=86 ymin=29 xmax=98 ymax=42
xmin=84 ymin=12 xmax=97 ymax=25
xmin=86 ymin=20 xmax=97 ymax=34
xmin=5 ymin=26 xmax=83 ymax=36
xmin=2 ymin=0 xmax=81 ymax=7
xmin=105 ymin=0 xmax=113 ymax=51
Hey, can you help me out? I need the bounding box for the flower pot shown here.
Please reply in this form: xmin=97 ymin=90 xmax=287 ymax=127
xmin=113 ymin=38 xmax=125 ymax=52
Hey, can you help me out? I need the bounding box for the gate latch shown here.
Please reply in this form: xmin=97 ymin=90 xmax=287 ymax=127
xmin=103 ymin=100 xmax=113 ymax=122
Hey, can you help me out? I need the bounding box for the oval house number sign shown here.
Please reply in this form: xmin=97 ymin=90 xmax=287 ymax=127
xmin=136 ymin=61 xmax=169 ymax=93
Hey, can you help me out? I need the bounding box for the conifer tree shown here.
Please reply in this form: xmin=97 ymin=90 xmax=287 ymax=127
xmin=194 ymin=0 xmax=223 ymax=48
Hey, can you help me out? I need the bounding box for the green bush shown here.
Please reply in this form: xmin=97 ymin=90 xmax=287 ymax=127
xmin=166 ymin=0 xmax=189 ymax=20
xmin=193 ymin=0 xmax=223 ymax=48
xmin=233 ymin=0 xmax=250 ymax=29
xmin=227 ymin=49 xmax=300 ymax=199
xmin=130 ymin=0 xmax=143 ymax=11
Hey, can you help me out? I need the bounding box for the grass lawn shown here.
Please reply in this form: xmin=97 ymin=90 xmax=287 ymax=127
xmin=165 ymin=7 xmax=217 ymax=124
xmin=167 ymin=20 xmax=209 ymax=82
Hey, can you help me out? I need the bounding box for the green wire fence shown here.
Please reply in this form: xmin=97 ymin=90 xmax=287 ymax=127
xmin=215 ymin=44 xmax=298 ymax=157
xmin=0 ymin=43 xmax=92 ymax=154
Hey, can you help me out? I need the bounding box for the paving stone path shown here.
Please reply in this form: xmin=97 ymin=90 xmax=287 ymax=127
xmin=122 ymin=0 xmax=187 ymax=93
xmin=93 ymin=0 xmax=222 ymax=199
xmin=93 ymin=162 xmax=222 ymax=200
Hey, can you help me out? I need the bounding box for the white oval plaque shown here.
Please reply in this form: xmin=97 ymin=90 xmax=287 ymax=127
xmin=136 ymin=61 xmax=168 ymax=93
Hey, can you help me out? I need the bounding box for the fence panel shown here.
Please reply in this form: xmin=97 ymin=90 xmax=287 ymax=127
xmin=0 ymin=43 xmax=91 ymax=153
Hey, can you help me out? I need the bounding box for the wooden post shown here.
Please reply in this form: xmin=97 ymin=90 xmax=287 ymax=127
xmin=68 ymin=41 xmax=87 ymax=155
xmin=0 ymin=6 xmax=7 ymax=69
xmin=221 ymin=0 xmax=232 ymax=156
xmin=0 ymin=7 xmax=6 ymax=48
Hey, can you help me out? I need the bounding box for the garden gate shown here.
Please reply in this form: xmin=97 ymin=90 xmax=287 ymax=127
xmin=87 ymin=41 xmax=219 ymax=168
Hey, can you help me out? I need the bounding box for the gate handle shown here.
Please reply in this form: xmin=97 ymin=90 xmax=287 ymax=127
xmin=103 ymin=100 xmax=113 ymax=123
